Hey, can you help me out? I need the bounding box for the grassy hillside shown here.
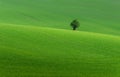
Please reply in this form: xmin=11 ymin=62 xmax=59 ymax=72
xmin=0 ymin=0 xmax=120 ymax=35
xmin=0 ymin=0 xmax=120 ymax=77
xmin=0 ymin=24 xmax=120 ymax=77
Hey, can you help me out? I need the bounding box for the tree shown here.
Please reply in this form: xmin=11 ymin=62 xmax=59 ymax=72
xmin=70 ymin=19 xmax=80 ymax=30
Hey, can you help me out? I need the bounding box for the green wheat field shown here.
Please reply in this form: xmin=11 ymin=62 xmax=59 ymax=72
xmin=0 ymin=0 xmax=120 ymax=77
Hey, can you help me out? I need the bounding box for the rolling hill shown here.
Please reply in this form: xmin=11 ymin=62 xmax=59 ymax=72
xmin=0 ymin=24 xmax=120 ymax=77
xmin=0 ymin=0 xmax=120 ymax=77
xmin=0 ymin=0 xmax=120 ymax=35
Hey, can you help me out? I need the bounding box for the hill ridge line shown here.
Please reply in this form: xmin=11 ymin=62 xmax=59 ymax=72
xmin=0 ymin=23 xmax=120 ymax=39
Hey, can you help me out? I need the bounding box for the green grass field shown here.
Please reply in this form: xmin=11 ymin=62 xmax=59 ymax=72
xmin=0 ymin=0 xmax=120 ymax=77
xmin=0 ymin=0 xmax=120 ymax=35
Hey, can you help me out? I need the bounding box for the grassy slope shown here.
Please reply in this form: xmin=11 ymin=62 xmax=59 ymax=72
xmin=0 ymin=0 xmax=120 ymax=35
xmin=0 ymin=24 xmax=120 ymax=77
xmin=0 ymin=0 xmax=120 ymax=77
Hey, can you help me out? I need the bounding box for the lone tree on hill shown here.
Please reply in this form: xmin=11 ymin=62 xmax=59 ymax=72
xmin=70 ymin=19 xmax=80 ymax=30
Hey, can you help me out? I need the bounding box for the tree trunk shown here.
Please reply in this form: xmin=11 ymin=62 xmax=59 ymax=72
xmin=73 ymin=27 xmax=76 ymax=30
